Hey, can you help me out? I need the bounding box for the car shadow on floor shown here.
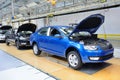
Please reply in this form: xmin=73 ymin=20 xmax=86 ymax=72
xmin=18 ymin=46 xmax=32 ymax=50
xmin=80 ymin=62 xmax=111 ymax=74
xmin=44 ymin=54 xmax=111 ymax=75
xmin=0 ymin=41 xmax=5 ymax=43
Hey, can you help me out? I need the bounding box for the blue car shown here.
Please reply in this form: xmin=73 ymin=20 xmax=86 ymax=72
xmin=30 ymin=14 xmax=114 ymax=70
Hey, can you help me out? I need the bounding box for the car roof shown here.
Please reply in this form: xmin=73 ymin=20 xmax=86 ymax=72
xmin=48 ymin=25 xmax=71 ymax=29
xmin=37 ymin=26 xmax=73 ymax=32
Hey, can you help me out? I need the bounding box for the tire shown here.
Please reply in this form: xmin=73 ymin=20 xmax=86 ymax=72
xmin=33 ymin=43 xmax=41 ymax=55
xmin=16 ymin=41 xmax=21 ymax=49
xmin=6 ymin=38 xmax=9 ymax=46
xmin=67 ymin=51 xmax=83 ymax=70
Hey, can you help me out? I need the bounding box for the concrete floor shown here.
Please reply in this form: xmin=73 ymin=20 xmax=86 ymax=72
xmin=0 ymin=50 xmax=57 ymax=80
xmin=0 ymin=43 xmax=120 ymax=80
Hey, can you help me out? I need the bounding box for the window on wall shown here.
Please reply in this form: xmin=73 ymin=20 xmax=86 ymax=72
xmin=86 ymin=0 xmax=99 ymax=4
xmin=38 ymin=5 xmax=50 ymax=14
xmin=56 ymin=2 xmax=65 ymax=8
xmin=73 ymin=0 xmax=79 ymax=4
xmin=77 ymin=0 xmax=87 ymax=5
xmin=65 ymin=0 xmax=73 ymax=6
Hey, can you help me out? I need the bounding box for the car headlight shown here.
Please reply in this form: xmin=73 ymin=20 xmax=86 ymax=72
xmin=0 ymin=35 xmax=5 ymax=38
xmin=84 ymin=45 xmax=98 ymax=50
xmin=19 ymin=36 xmax=26 ymax=40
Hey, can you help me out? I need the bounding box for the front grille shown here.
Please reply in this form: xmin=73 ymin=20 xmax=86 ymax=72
xmin=99 ymin=53 xmax=113 ymax=60
xmin=27 ymin=41 xmax=30 ymax=45
xmin=100 ymin=43 xmax=113 ymax=50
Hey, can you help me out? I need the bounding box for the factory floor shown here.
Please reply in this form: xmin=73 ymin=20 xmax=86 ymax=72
xmin=0 ymin=43 xmax=120 ymax=80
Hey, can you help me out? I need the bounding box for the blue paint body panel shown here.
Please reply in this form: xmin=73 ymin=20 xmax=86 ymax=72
xmin=30 ymin=14 xmax=114 ymax=63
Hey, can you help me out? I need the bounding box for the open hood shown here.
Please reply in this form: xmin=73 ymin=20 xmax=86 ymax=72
xmin=70 ymin=14 xmax=104 ymax=36
xmin=17 ymin=23 xmax=37 ymax=33
xmin=0 ymin=25 xmax=12 ymax=30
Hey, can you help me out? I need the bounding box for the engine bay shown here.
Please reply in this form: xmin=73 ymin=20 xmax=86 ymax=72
xmin=70 ymin=32 xmax=113 ymax=50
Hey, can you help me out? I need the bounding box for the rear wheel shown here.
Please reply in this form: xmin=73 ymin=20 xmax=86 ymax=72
xmin=67 ymin=51 xmax=83 ymax=70
xmin=33 ymin=43 xmax=41 ymax=55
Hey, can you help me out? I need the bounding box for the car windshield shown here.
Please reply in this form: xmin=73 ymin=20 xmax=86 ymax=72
xmin=60 ymin=27 xmax=74 ymax=36
xmin=19 ymin=31 xmax=33 ymax=36
xmin=0 ymin=30 xmax=7 ymax=34
xmin=72 ymin=31 xmax=91 ymax=37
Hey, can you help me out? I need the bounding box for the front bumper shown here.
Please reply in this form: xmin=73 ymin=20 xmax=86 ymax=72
xmin=89 ymin=53 xmax=113 ymax=61
xmin=0 ymin=37 xmax=5 ymax=41
xmin=80 ymin=48 xmax=114 ymax=63
xmin=19 ymin=40 xmax=31 ymax=47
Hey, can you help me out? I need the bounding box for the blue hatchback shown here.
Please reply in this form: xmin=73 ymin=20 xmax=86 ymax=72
xmin=30 ymin=14 xmax=114 ymax=69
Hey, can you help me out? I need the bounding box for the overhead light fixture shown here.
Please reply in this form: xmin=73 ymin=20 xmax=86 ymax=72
xmin=47 ymin=0 xmax=57 ymax=6
xmin=26 ymin=2 xmax=38 ymax=7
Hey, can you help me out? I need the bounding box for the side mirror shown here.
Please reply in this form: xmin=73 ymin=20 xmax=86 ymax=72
xmin=54 ymin=34 xmax=63 ymax=39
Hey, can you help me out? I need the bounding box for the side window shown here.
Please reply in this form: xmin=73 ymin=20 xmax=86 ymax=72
xmin=38 ymin=27 xmax=48 ymax=36
xmin=50 ymin=28 xmax=60 ymax=37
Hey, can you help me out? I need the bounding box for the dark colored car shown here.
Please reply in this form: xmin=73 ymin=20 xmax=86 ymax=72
xmin=5 ymin=28 xmax=17 ymax=45
xmin=30 ymin=14 xmax=114 ymax=70
xmin=5 ymin=23 xmax=37 ymax=49
xmin=0 ymin=25 xmax=12 ymax=42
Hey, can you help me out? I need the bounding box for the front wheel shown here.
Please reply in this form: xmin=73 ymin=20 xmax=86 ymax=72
xmin=16 ymin=41 xmax=21 ymax=49
xmin=33 ymin=43 xmax=41 ymax=55
xmin=6 ymin=38 xmax=9 ymax=46
xmin=67 ymin=51 xmax=83 ymax=70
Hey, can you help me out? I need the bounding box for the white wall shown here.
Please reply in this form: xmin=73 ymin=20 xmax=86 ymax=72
xmin=12 ymin=19 xmax=44 ymax=29
xmin=12 ymin=22 xmax=19 ymax=28
xmin=12 ymin=6 xmax=120 ymax=34
xmin=21 ymin=20 xmax=29 ymax=24
xmin=31 ymin=20 xmax=37 ymax=24
xmin=50 ymin=7 xmax=120 ymax=34
xmin=36 ymin=19 xmax=44 ymax=30
xmin=104 ymin=7 xmax=120 ymax=34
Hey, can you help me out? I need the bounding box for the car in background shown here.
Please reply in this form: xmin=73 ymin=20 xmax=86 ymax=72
xmin=5 ymin=28 xmax=17 ymax=45
xmin=5 ymin=23 xmax=37 ymax=49
xmin=30 ymin=14 xmax=114 ymax=70
xmin=0 ymin=25 xmax=12 ymax=42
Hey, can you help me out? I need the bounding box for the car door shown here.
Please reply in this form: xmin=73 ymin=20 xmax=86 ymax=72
xmin=12 ymin=29 xmax=17 ymax=43
xmin=7 ymin=30 xmax=14 ymax=41
xmin=46 ymin=27 xmax=68 ymax=56
xmin=36 ymin=27 xmax=49 ymax=50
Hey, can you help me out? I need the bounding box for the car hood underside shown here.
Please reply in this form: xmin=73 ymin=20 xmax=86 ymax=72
xmin=17 ymin=23 xmax=37 ymax=33
xmin=0 ymin=25 xmax=12 ymax=30
xmin=70 ymin=14 xmax=104 ymax=36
